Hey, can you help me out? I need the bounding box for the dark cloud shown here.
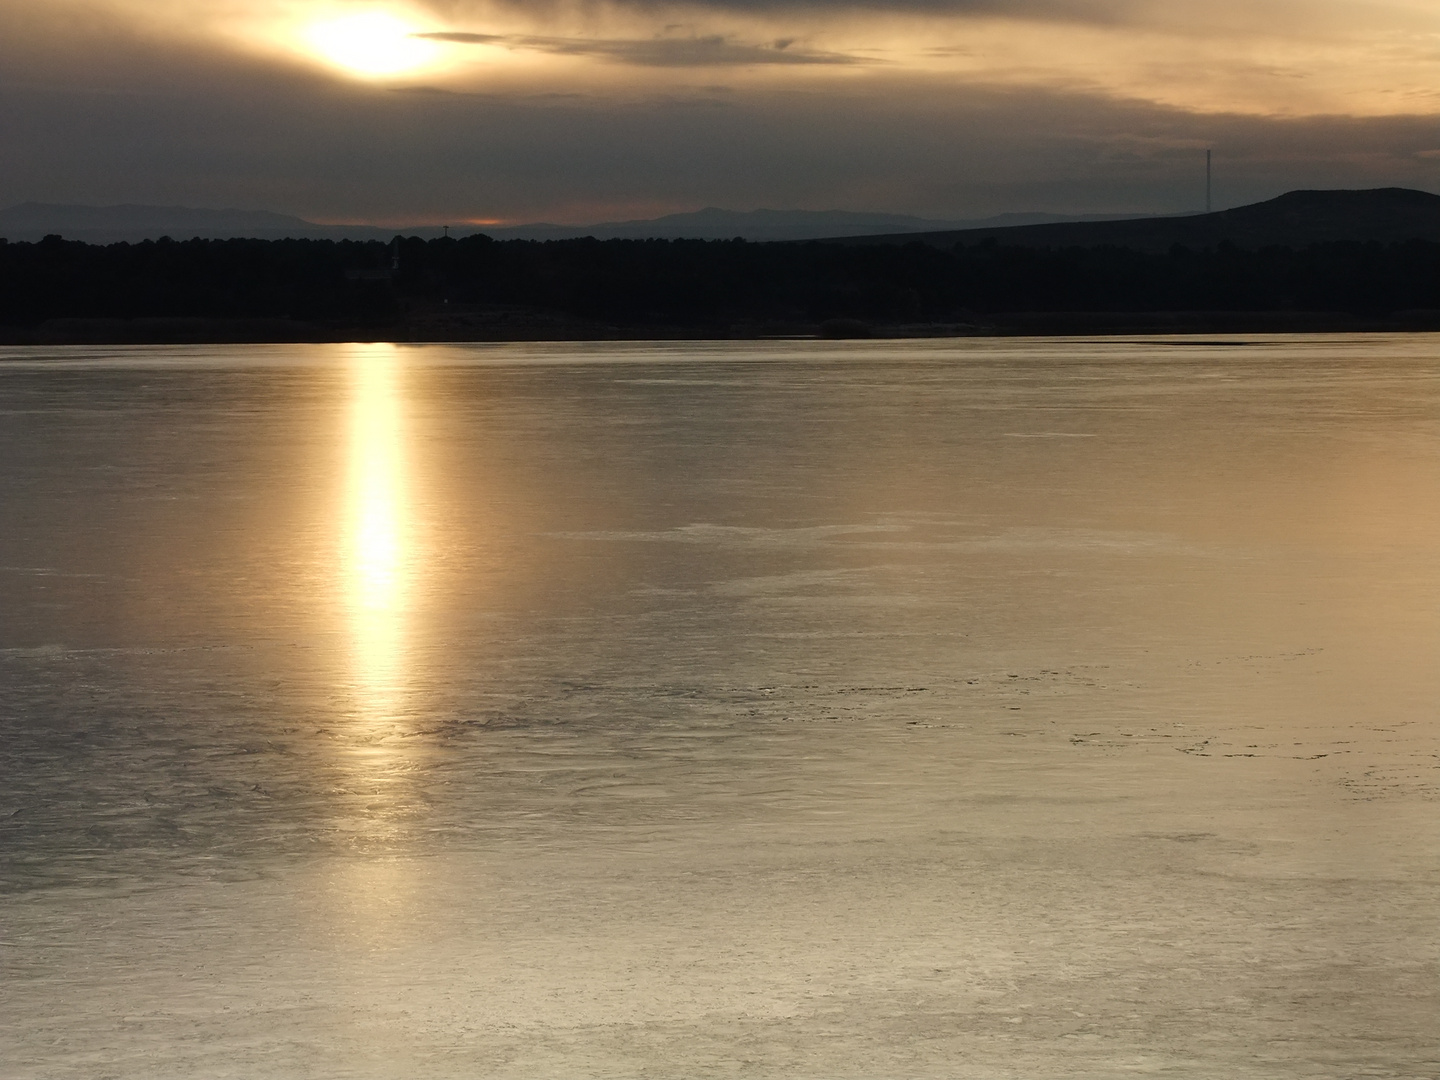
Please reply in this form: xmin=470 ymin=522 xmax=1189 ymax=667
xmin=413 ymin=31 xmax=507 ymax=42
xmin=413 ymin=31 xmax=868 ymax=65
xmin=429 ymin=0 xmax=1141 ymax=24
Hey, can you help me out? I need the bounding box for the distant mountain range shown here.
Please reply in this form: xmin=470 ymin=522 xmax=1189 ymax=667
xmin=840 ymin=188 xmax=1440 ymax=252
xmin=0 ymin=204 xmax=335 ymax=244
xmin=0 ymin=202 xmax=1154 ymax=245
xmin=7 ymin=189 xmax=1440 ymax=249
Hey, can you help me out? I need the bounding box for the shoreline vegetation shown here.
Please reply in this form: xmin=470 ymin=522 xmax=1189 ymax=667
xmin=6 ymin=187 xmax=1440 ymax=344
xmin=7 ymin=310 xmax=1440 ymax=346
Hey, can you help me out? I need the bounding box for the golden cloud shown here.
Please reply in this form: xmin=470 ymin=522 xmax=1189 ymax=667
xmin=12 ymin=0 xmax=1440 ymax=117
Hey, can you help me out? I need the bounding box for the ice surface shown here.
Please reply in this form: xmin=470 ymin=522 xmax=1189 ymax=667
xmin=1 ymin=337 xmax=1437 ymax=1078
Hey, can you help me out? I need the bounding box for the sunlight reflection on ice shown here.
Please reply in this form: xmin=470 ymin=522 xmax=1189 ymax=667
xmin=346 ymin=343 xmax=409 ymax=736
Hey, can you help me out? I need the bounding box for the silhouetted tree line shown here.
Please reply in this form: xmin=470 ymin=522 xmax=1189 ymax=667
xmin=4 ymin=232 xmax=1440 ymax=332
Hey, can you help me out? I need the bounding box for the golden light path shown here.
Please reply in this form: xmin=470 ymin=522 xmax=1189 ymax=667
xmin=326 ymin=343 xmax=423 ymax=936
xmin=346 ymin=342 xmax=410 ymax=732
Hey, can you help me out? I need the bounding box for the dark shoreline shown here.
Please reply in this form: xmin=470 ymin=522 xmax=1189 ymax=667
xmin=8 ymin=224 xmax=1440 ymax=346
xmin=4 ymin=309 xmax=1439 ymax=346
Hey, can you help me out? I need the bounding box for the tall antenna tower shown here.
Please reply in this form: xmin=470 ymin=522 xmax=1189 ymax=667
xmin=1206 ymin=149 xmax=1212 ymax=214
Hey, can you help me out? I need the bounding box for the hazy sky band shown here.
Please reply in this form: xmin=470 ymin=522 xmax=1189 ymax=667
xmin=3 ymin=0 xmax=1439 ymax=223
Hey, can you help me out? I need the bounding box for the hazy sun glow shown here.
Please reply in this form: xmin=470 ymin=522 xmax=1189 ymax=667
xmin=307 ymin=11 xmax=439 ymax=77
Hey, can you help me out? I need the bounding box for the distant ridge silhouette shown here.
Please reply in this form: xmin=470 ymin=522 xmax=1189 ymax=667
xmin=8 ymin=190 xmax=1440 ymax=249
xmin=0 ymin=203 xmax=322 ymax=243
xmin=834 ymin=188 xmax=1440 ymax=252
xmin=0 ymin=201 xmax=1150 ymax=245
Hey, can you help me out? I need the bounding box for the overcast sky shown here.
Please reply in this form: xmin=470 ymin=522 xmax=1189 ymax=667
xmin=3 ymin=0 xmax=1440 ymax=223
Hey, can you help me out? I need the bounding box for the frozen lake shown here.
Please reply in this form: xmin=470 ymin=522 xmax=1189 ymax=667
xmin=1 ymin=337 xmax=1437 ymax=1078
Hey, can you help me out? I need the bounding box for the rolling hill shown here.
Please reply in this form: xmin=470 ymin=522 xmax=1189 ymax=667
xmin=834 ymin=188 xmax=1440 ymax=252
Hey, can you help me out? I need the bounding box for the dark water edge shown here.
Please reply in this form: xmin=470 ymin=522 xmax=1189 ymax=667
xmin=7 ymin=308 xmax=1440 ymax=345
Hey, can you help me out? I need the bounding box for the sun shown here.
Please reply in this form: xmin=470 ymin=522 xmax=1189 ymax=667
xmin=306 ymin=11 xmax=440 ymax=78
